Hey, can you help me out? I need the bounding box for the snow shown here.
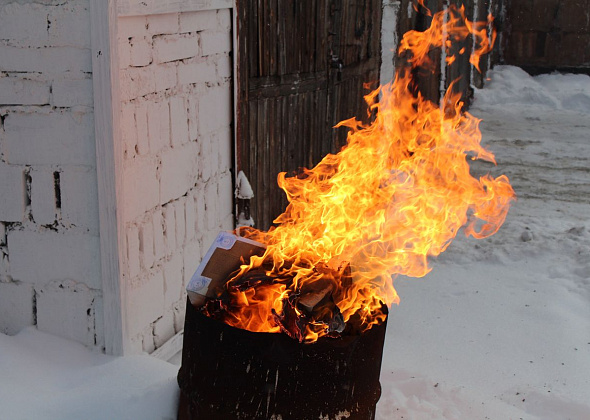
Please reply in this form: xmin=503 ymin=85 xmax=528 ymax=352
xmin=1 ymin=65 xmax=589 ymax=419
xmin=0 ymin=328 xmax=179 ymax=420
xmin=377 ymin=65 xmax=590 ymax=419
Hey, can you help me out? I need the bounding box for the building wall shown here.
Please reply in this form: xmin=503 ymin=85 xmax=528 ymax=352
xmin=0 ymin=0 xmax=103 ymax=348
xmin=504 ymin=0 xmax=590 ymax=71
xmin=117 ymin=9 xmax=234 ymax=353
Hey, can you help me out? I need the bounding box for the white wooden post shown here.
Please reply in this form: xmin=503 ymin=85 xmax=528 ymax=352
xmin=90 ymin=0 xmax=128 ymax=355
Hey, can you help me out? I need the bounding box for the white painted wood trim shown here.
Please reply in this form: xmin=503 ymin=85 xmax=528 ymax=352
xmin=118 ymin=0 xmax=232 ymax=17
xmin=90 ymin=0 xmax=128 ymax=356
xmin=151 ymin=330 xmax=184 ymax=362
xmin=232 ymin=0 xmax=239 ymax=225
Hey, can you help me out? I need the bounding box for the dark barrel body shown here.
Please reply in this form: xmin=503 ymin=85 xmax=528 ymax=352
xmin=177 ymin=298 xmax=388 ymax=420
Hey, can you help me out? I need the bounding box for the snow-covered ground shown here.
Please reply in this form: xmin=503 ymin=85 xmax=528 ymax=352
xmin=1 ymin=65 xmax=589 ymax=419
xmin=377 ymin=65 xmax=590 ymax=420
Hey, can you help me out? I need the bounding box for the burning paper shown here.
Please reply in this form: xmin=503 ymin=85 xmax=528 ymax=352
xmin=198 ymin=5 xmax=515 ymax=342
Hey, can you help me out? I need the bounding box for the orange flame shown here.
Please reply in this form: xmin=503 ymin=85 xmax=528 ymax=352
xmin=219 ymin=5 xmax=514 ymax=341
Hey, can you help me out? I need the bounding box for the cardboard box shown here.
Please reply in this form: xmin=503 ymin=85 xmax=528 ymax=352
xmin=186 ymin=232 xmax=266 ymax=306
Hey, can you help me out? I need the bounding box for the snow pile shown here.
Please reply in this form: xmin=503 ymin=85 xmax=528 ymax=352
xmin=0 ymin=66 xmax=589 ymax=419
xmin=474 ymin=64 xmax=590 ymax=113
xmin=0 ymin=328 xmax=178 ymax=420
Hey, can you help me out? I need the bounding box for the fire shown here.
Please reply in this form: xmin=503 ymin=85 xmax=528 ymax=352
xmin=206 ymin=4 xmax=515 ymax=341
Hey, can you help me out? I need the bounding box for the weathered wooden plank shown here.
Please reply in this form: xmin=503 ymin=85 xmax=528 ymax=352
xmin=236 ymin=0 xmax=249 ymax=172
xmin=238 ymin=0 xmax=383 ymax=230
xmin=248 ymin=73 xmax=328 ymax=98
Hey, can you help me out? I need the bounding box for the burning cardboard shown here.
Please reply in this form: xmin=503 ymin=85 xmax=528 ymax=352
xmin=186 ymin=232 xmax=266 ymax=307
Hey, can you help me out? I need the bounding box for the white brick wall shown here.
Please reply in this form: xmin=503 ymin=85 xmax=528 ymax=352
xmin=36 ymin=280 xmax=98 ymax=347
xmin=118 ymin=8 xmax=235 ymax=352
xmin=0 ymin=0 xmax=102 ymax=350
xmin=0 ymin=282 xmax=35 ymax=335
xmin=0 ymin=164 xmax=26 ymax=222
xmin=0 ymin=2 xmax=236 ymax=355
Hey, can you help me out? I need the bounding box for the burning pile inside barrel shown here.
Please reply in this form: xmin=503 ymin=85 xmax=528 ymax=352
xmin=200 ymin=254 xmax=379 ymax=343
xmin=188 ymin=4 xmax=515 ymax=344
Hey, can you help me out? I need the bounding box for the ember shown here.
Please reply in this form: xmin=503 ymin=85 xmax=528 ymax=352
xmin=195 ymin=4 xmax=515 ymax=342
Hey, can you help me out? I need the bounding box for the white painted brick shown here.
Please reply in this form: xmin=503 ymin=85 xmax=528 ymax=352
xmin=147 ymin=13 xmax=179 ymax=36
xmin=218 ymin=127 xmax=232 ymax=173
xmin=162 ymin=204 xmax=176 ymax=254
xmin=169 ymin=95 xmax=189 ymax=147
xmin=30 ymin=168 xmax=56 ymax=226
xmin=217 ymin=9 xmax=232 ymax=31
xmin=218 ymin=172 xmax=234 ymax=221
xmin=154 ymin=310 xmax=175 ymax=347
xmin=127 ymin=270 xmax=165 ymax=336
xmin=179 ymin=10 xmax=218 ymax=33
xmin=128 ymin=334 xmax=144 ymax=354
xmin=153 ymin=62 xmax=178 ymax=92
xmin=197 ymin=84 xmax=232 ymax=136
xmin=153 ymin=33 xmax=200 ymax=64
xmin=139 ymin=215 xmax=155 ymax=270
xmin=8 ymin=229 xmax=101 ymax=288
xmin=0 ymin=250 xmax=9 ymax=281
xmin=52 ymin=77 xmax=94 ymax=107
xmin=126 ymin=224 xmax=141 ymax=279
xmin=118 ymin=15 xmax=148 ymax=39
xmin=0 ymin=164 xmax=26 ymax=222
xmin=61 ymin=167 xmax=100 ymax=233
xmin=187 ymin=93 xmax=199 ymax=141
xmin=134 ymin=102 xmax=149 ymax=157
xmin=183 ymin=238 xmax=202 ymax=291
xmin=36 ymin=280 xmax=96 ymax=347
xmin=174 ymin=198 xmax=186 ymax=248
xmin=129 ymin=37 xmax=152 ymax=67
xmin=0 ymin=282 xmax=34 ymax=335
xmin=200 ymin=133 xmax=213 ymax=183
xmin=159 ymin=142 xmax=199 ymax=203
xmin=194 ymin=186 xmax=206 ymax=232
xmin=4 ymin=111 xmax=95 ymax=166
xmin=204 ymin=182 xmax=218 ymax=230
xmin=120 ymin=66 xmax=156 ymax=101
xmin=147 ymin=100 xmax=171 ymax=153
xmin=152 ymin=209 xmax=166 ymax=261
xmin=142 ymin=329 xmax=156 ymax=354
xmin=200 ymin=31 xmax=232 ymax=56
xmin=93 ymin=295 xmax=105 ymax=349
xmin=122 ymin=156 xmax=160 ymax=220
xmin=216 ymin=55 xmax=233 ymax=79
xmin=209 ymin=127 xmax=220 ymax=175
xmin=48 ymin=3 xmax=91 ymax=48
xmin=0 ymin=3 xmax=49 ymax=44
xmin=177 ymin=59 xmax=216 ymax=85
xmin=184 ymin=193 xmax=196 ymax=242
xmin=136 ymin=106 xmax=150 ymax=156
xmin=221 ymin=213 xmax=234 ymax=231
xmin=119 ymin=38 xmax=132 ymax=69
xmin=0 ymin=76 xmax=50 ymax=105
xmin=0 ymin=45 xmax=92 ymax=73
xmin=121 ymin=102 xmax=138 ymax=159
xmin=173 ymin=300 xmax=186 ymax=333
xmin=163 ymin=252 xmax=183 ymax=308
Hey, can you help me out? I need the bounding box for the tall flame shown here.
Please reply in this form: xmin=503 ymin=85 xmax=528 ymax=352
xmin=217 ymin=5 xmax=514 ymax=341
